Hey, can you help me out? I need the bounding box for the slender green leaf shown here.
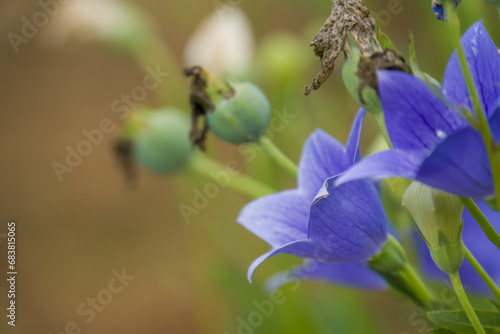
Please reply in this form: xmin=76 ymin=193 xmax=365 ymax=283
xmin=490 ymin=300 xmax=500 ymax=311
xmin=427 ymin=309 xmax=500 ymax=333
xmin=376 ymin=24 xmax=396 ymax=51
xmin=408 ymin=32 xmax=441 ymax=87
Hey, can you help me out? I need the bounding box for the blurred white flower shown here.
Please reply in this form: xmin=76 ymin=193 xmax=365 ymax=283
xmin=183 ymin=8 xmax=254 ymax=76
xmin=40 ymin=0 xmax=144 ymax=49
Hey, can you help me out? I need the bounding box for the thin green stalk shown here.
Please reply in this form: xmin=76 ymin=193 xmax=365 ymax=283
xmin=257 ymin=136 xmax=299 ymax=178
xmin=188 ymin=151 xmax=276 ymax=199
xmin=461 ymin=197 xmax=500 ymax=250
xmin=373 ymin=111 xmax=393 ymax=149
xmin=449 ymin=272 xmax=486 ymax=334
xmin=396 ymin=263 xmax=433 ymax=307
xmin=369 ymin=236 xmax=433 ymax=307
xmin=464 ymin=246 xmax=500 ymax=301
xmin=444 ymin=0 xmax=489 ymax=132
xmin=444 ymin=1 xmax=500 ymax=215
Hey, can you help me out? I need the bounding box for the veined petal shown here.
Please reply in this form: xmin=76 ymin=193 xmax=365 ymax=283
xmin=346 ymin=108 xmax=367 ymax=164
xmin=237 ymin=189 xmax=309 ymax=249
xmin=335 ymin=149 xmax=421 ymax=186
xmin=308 ymin=177 xmax=388 ymax=264
xmin=378 ymin=70 xmax=467 ymax=152
xmin=265 ymin=260 xmax=387 ymax=291
xmin=443 ymin=21 xmax=500 ymax=118
xmin=298 ymin=129 xmax=349 ymax=200
xmin=490 ymin=108 xmax=500 ymax=144
xmin=416 ymin=127 xmax=494 ymax=199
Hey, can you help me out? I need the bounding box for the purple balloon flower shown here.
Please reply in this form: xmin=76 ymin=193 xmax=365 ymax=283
xmin=337 ymin=21 xmax=500 ymax=199
xmin=432 ymin=0 xmax=461 ymax=21
xmin=419 ymin=201 xmax=500 ymax=295
xmin=238 ymin=109 xmax=388 ymax=288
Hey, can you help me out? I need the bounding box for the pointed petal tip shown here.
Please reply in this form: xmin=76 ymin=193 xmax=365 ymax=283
xmin=306 ymin=128 xmax=332 ymax=145
xmin=346 ymin=108 xmax=367 ymax=164
xmin=247 ymin=251 xmax=274 ymax=283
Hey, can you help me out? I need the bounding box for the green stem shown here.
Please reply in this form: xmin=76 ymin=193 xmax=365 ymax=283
xmin=188 ymin=151 xmax=276 ymax=199
xmin=464 ymin=246 xmax=500 ymax=301
xmin=449 ymin=272 xmax=486 ymax=334
xmin=445 ymin=1 xmax=500 ymax=216
xmin=461 ymin=197 xmax=500 ymax=250
xmin=373 ymin=111 xmax=393 ymax=149
xmin=257 ymin=136 xmax=299 ymax=178
xmin=444 ymin=0 xmax=489 ymax=130
xmin=397 ymin=263 xmax=433 ymax=307
xmin=370 ymin=236 xmax=433 ymax=307
xmin=489 ymin=149 xmax=500 ymax=217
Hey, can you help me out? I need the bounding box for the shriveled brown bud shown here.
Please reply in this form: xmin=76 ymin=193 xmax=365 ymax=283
xmin=305 ymin=0 xmax=380 ymax=95
xmin=356 ymin=49 xmax=411 ymax=103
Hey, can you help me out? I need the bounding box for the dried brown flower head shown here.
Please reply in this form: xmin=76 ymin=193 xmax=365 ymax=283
xmin=305 ymin=0 xmax=379 ymax=95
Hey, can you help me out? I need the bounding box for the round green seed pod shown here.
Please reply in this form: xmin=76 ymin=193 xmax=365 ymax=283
xmin=206 ymin=82 xmax=271 ymax=144
xmin=132 ymin=109 xmax=192 ymax=174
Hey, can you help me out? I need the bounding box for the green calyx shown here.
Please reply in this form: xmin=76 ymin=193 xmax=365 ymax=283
xmin=429 ymin=231 xmax=465 ymax=275
xmin=369 ymin=235 xmax=407 ymax=273
xmin=369 ymin=235 xmax=432 ymax=307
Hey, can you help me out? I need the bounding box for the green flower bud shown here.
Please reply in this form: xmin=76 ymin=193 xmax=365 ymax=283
xmin=402 ymin=182 xmax=465 ymax=274
xmin=369 ymin=235 xmax=432 ymax=307
xmin=369 ymin=235 xmax=408 ymax=273
xmin=126 ymin=108 xmax=193 ymax=174
xmin=207 ymin=82 xmax=271 ymax=145
xmin=185 ymin=66 xmax=271 ymax=149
